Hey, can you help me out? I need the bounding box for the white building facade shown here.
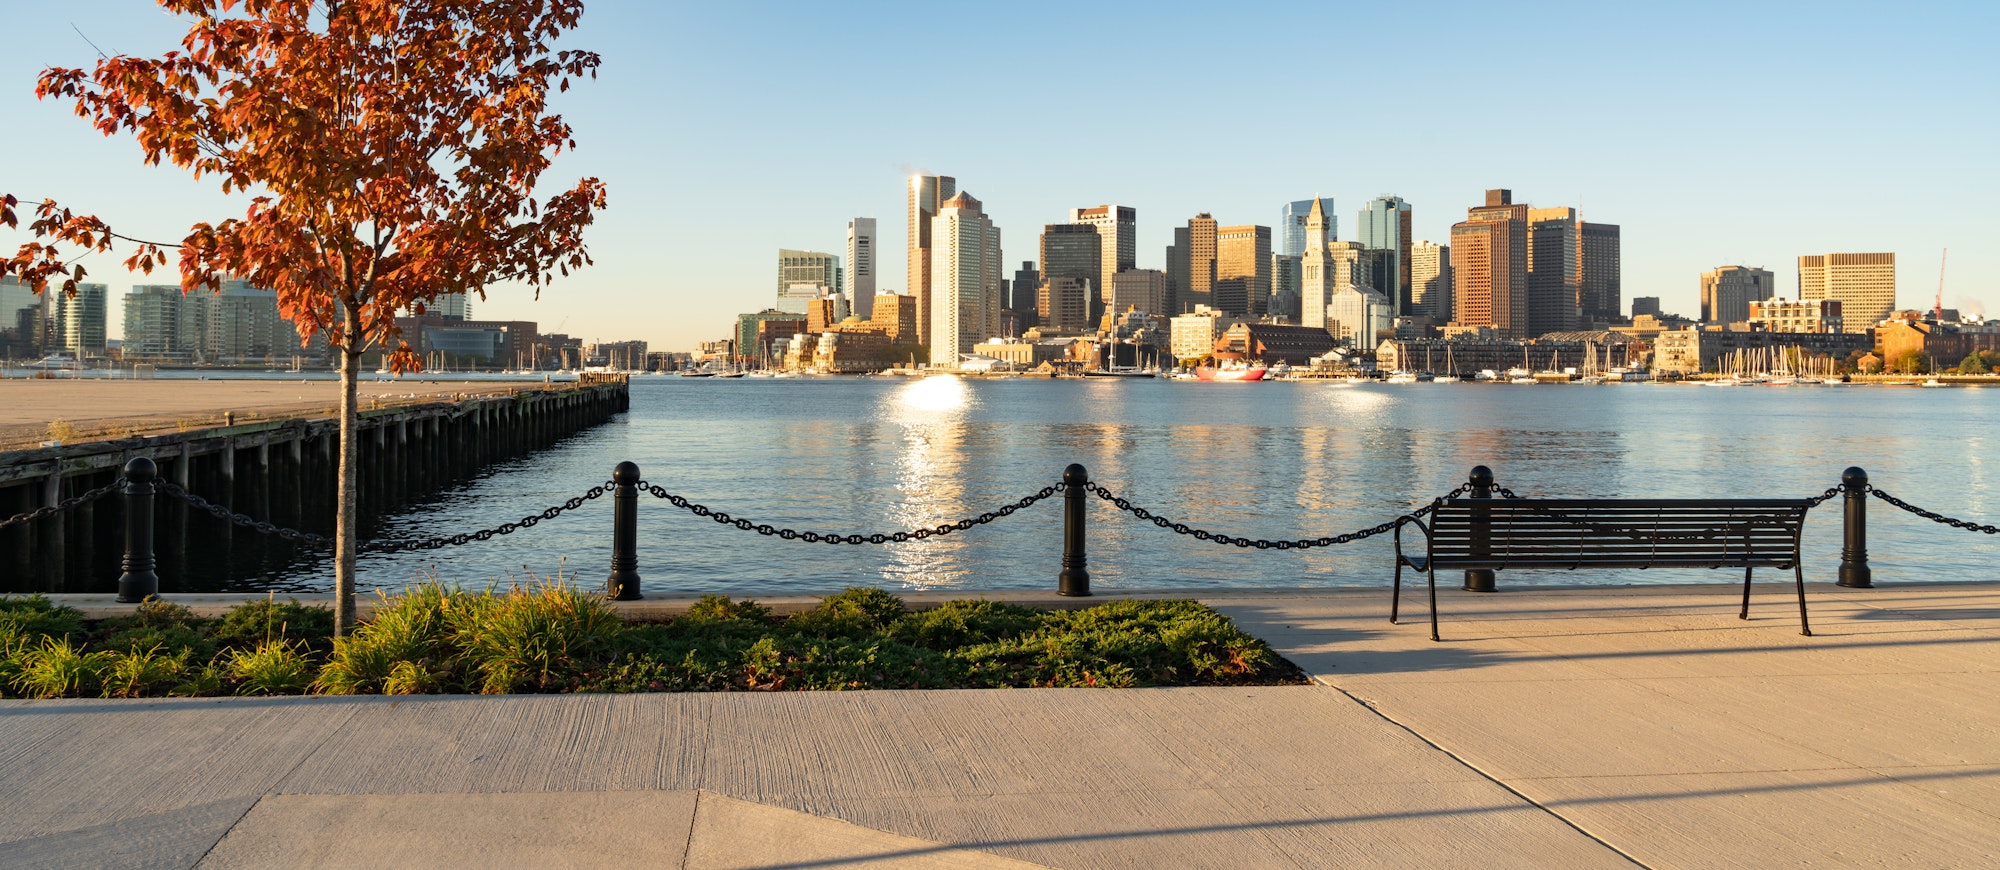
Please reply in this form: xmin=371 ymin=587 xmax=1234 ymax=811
xmin=846 ymin=217 xmax=876 ymax=320
xmin=928 ymin=192 xmax=1002 ymax=368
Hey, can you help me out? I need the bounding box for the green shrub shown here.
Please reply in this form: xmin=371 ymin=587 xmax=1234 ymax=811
xmin=315 ymin=584 xmax=466 ymax=695
xmin=451 ymin=584 xmax=620 ymax=693
xmin=172 ymin=660 xmax=228 ymax=697
xmin=213 ymin=598 xmax=335 ymax=650
xmin=228 ymin=639 xmax=316 ymax=695
xmin=789 ymin=587 xmax=907 ymax=638
xmin=10 ymin=636 xmax=114 ymax=698
xmin=681 ymin=594 xmax=772 ymax=624
xmin=890 ymin=600 xmax=1039 ymax=649
xmin=0 ymin=595 xmax=85 ymax=646
xmin=102 ymin=646 xmax=190 ymax=698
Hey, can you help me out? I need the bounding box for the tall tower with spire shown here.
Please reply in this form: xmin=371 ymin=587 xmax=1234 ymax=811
xmin=1300 ymin=197 xmax=1335 ymax=330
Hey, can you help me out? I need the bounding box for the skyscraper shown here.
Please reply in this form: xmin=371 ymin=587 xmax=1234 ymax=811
xmin=847 ymin=217 xmax=877 ymax=320
xmin=1700 ymin=265 xmax=1775 ymax=324
xmin=1281 ymin=199 xmax=1334 ymax=257
xmin=1184 ymin=214 xmax=1218 ymax=311
xmin=1450 ymin=190 xmax=1529 ymax=338
xmin=1799 ymin=253 xmax=1895 ymax=332
xmin=1110 ymin=269 xmax=1171 ymax=317
xmin=123 ymin=285 xmax=188 ymax=357
xmin=928 ymin=191 xmax=1001 ymax=367
xmin=1526 ymin=207 xmax=1580 ymax=337
xmin=776 ymin=249 xmax=843 ymax=315
xmin=0 ymin=276 xmax=45 ymax=358
xmin=907 ymin=175 xmax=956 ymax=347
xmin=1039 ymin=224 xmax=1101 ymax=331
xmin=1166 ymin=227 xmax=1189 ymax=313
xmin=51 ymin=283 xmax=107 ymax=356
xmin=1579 ymin=222 xmax=1621 ymax=326
xmin=1355 ymin=195 xmax=1412 ymax=316
xmin=1069 ymin=205 xmax=1135 ymax=302
xmin=1300 ymin=198 xmax=1337 ymax=331
xmin=1270 ymin=254 xmax=1302 ymax=321
xmin=1010 ymin=261 xmax=1040 ymax=320
xmin=1411 ymin=241 xmax=1452 ymax=321
xmin=1214 ymin=224 xmax=1271 ymax=320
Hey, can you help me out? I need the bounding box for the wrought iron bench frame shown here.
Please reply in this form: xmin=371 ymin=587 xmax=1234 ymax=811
xmin=1391 ymin=498 xmax=1813 ymax=641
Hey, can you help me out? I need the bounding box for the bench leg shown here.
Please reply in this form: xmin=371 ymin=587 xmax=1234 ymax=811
xmin=1427 ymin=566 xmax=1440 ymax=642
xmin=1795 ymin=563 xmax=1812 ymax=637
xmin=1740 ymin=565 xmax=1754 ymax=620
xmin=1391 ymin=559 xmax=1403 ymax=624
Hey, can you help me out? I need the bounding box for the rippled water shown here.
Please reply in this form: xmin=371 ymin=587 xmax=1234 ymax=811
xmin=246 ymin=376 xmax=1998 ymax=596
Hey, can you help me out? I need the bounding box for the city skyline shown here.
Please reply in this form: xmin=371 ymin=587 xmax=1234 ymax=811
xmin=1 ymin=2 xmax=1993 ymax=351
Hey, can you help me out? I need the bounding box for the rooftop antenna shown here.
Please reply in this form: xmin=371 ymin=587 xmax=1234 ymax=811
xmin=1935 ymin=248 xmax=1948 ymax=324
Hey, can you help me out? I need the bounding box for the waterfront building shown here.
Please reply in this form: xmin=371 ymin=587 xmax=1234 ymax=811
xmin=394 ymin=314 xmax=539 ymax=367
xmin=1450 ymin=189 xmax=1529 ymax=339
xmin=1877 ymin=320 xmax=2000 ymax=371
xmin=1650 ymin=327 xmax=1872 ymax=375
xmin=1215 ymin=322 xmax=1338 ymax=365
xmin=1069 ymin=204 xmax=1135 ymax=301
xmin=846 ymin=217 xmax=876 ymax=320
xmin=1749 ymin=298 xmax=1843 ymax=333
xmin=1110 ymin=269 xmax=1171 ymax=317
xmin=972 ymin=336 xmax=1072 ymax=370
xmin=0 ymin=276 xmax=46 ymax=359
xmin=122 ymin=285 xmax=187 ymax=358
xmin=1700 ymin=265 xmax=1774 ymax=325
xmin=1411 ymin=241 xmax=1452 ymax=321
xmin=1355 ymin=195 xmax=1412 ymax=315
xmin=928 ymin=191 xmax=1003 ymax=368
xmin=736 ymin=310 xmax=807 ymax=365
xmin=1527 ymin=207 xmax=1581 ymax=336
xmin=1269 ymin=254 xmax=1301 ymax=321
xmin=1799 ymin=252 xmax=1896 ymax=332
xmin=1039 ymin=223 xmax=1101 ymax=328
xmin=810 ymin=321 xmax=896 ymax=373
xmin=1579 ymin=221 xmax=1621 ymax=326
xmin=1170 ymin=305 xmax=1232 ymax=363
xmin=1280 ymin=198 xmax=1334 ymax=257
xmin=50 ymin=282 xmax=108 ymax=357
xmin=870 ymin=293 xmax=919 ymax=345
xmin=1375 ymin=333 xmax=1635 ymax=374
xmin=775 ymin=249 xmax=843 ymax=316
xmin=1326 ymin=285 xmax=1392 ymax=347
xmin=1214 ymin=224 xmax=1271 ymax=320
xmin=907 ymin=175 xmax=956 ymax=347
xmin=434 ymin=292 xmax=473 ymax=320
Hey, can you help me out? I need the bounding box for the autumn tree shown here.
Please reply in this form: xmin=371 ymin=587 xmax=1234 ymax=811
xmin=1 ymin=0 xmax=606 ymax=635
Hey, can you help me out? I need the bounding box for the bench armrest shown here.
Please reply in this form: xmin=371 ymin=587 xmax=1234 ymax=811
xmin=1394 ymin=512 xmax=1434 ymax=571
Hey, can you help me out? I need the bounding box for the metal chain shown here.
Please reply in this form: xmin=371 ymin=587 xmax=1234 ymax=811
xmin=1082 ymin=482 xmax=1473 ymax=550
xmin=0 ymin=480 xmax=123 ymax=532
xmin=363 ymin=482 xmax=612 ymax=553
xmin=1494 ymin=486 xmax=1522 ymax=499
xmin=1868 ymin=486 xmax=2000 ymax=535
xmin=159 ymin=481 xmax=336 ymax=546
xmin=640 ymin=481 xmax=1061 ymax=544
xmin=1803 ymin=486 xmax=1843 ymax=508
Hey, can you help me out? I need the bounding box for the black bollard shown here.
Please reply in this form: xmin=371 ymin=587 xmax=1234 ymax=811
xmin=1059 ymin=463 xmax=1091 ymax=597
xmin=1463 ymin=465 xmax=1497 ymax=592
xmin=606 ymin=461 xmax=642 ymax=600
xmin=116 ymin=457 xmax=159 ymax=603
xmin=1837 ymin=466 xmax=1873 ymax=588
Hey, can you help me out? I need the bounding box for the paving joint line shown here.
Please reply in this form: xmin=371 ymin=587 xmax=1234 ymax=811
xmin=1312 ymin=681 xmax=1652 ymax=869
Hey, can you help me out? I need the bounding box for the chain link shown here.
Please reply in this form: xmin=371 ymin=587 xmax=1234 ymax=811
xmin=363 ymin=482 xmax=612 ymax=553
xmin=1083 ymin=482 xmax=1474 ymax=550
xmin=0 ymin=480 xmax=124 ymax=532
xmin=640 ymin=481 xmax=1061 ymax=544
xmin=158 ymin=481 xmax=336 ymax=546
xmin=1868 ymin=485 xmax=2000 ymax=535
xmin=1803 ymin=486 xmax=1843 ymax=508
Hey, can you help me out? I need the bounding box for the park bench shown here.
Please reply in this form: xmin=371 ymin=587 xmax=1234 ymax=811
xmin=1391 ymin=498 xmax=1813 ymax=641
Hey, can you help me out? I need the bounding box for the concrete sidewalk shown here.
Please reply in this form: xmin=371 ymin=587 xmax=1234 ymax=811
xmin=3 ymin=582 xmax=1996 ymax=868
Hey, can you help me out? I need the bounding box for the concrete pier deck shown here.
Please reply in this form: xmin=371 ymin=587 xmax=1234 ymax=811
xmin=4 ymin=582 xmax=1996 ymax=867
xmin=0 ymin=378 xmax=552 ymax=448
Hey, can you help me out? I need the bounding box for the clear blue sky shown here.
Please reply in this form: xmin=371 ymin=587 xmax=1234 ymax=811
xmin=3 ymin=1 xmax=1995 ymax=350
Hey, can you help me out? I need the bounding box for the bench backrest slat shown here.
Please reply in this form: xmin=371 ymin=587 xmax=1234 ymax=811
xmin=1423 ymin=497 xmax=1808 ymax=570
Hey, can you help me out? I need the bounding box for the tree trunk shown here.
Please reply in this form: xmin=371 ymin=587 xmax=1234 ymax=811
xmin=334 ymin=305 xmax=363 ymax=636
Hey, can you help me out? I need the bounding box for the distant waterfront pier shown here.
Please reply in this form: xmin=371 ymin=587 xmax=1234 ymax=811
xmin=0 ymin=375 xmax=629 ymax=593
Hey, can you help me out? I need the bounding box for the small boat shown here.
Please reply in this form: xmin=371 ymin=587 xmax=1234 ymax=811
xmin=1194 ymin=361 xmax=1269 ymax=382
xmin=1082 ymin=369 xmax=1156 ymax=378
xmin=1385 ymin=370 xmax=1419 ymax=384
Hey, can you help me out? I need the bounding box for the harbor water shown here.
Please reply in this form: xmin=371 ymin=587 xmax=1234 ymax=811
xmin=159 ymin=375 xmax=1995 ymax=596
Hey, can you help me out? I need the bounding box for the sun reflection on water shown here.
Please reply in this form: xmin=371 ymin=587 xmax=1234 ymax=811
xmin=881 ymin=375 xmax=978 ymax=589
